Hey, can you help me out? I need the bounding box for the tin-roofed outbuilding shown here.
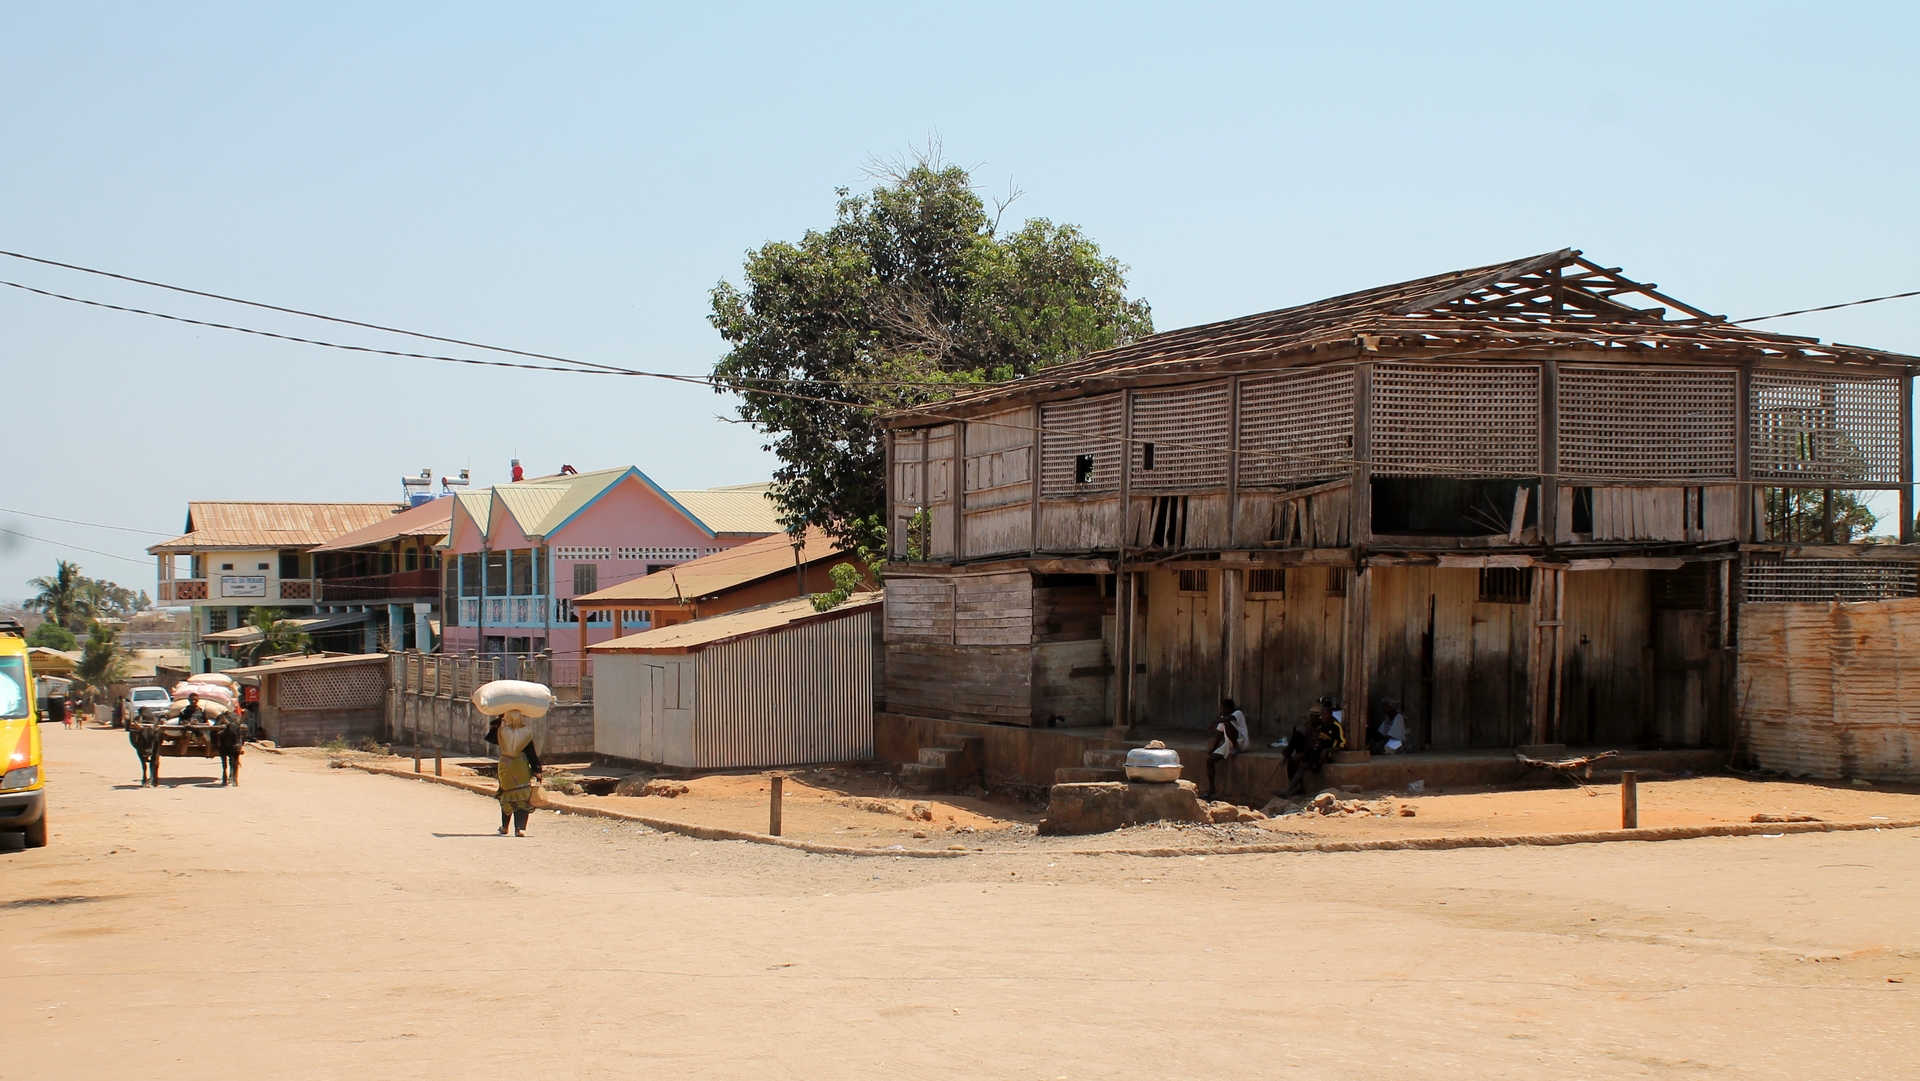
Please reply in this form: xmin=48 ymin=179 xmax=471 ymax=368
xmin=588 ymin=593 xmax=880 ymax=770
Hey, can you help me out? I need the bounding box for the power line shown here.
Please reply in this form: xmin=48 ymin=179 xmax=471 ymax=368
xmin=0 ymin=526 xmax=153 ymax=567
xmin=0 ymin=249 xmax=1010 ymax=388
xmin=1733 ymin=288 xmax=1920 ymax=325
xmin=7 ymin=254 xmax=1916 ymax=487
xmin=0 ymin=506 xmax=173 ymax=537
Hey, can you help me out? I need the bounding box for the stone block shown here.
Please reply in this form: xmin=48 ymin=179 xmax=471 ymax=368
xmin=1039 ymin=780 xmax=1208 ymax=835
xmin=1054 ymin=766 xmax=1125 ymax=784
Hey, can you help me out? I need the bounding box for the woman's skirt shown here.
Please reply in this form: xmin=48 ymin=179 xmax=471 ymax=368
xmin=497 ymin=752 xmax=535 ymax=813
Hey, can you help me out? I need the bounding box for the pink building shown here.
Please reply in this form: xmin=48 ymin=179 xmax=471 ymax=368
xmin=436 ymin=467 xmax=782 ymax=659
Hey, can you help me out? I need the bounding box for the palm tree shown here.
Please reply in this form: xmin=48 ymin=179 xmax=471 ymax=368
xmin=244 ymin=607 xmax=313 ymax=664
xmin=27 ymin=560 xmax=93 ymax=632
xmin=73 ymin=620 xmax=131 ymax=702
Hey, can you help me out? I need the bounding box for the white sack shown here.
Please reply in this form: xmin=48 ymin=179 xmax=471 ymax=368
xmin=471 ymin=679 xmax=554 ymax=718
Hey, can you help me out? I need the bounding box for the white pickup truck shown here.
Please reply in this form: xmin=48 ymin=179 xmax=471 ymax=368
xmin=126 ymin=685 xmax=171 ymax=724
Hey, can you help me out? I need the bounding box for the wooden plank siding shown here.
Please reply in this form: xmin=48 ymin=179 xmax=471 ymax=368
xmin=961 ymin=406 xmax=1035 ymax=559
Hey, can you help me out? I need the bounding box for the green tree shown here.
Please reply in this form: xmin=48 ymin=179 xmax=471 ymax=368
xmin=710 ymin=153 xmax=1152 ymax=550
xmin=1762 ymin=488 xmax=1877 ymax=542
xmin=26 ymin=622 xmax=77 ymax=650
xmin=73 ymin=620 xmax=131 ymax=700
xmin=26 ymin=560 xmax=94 ymax=632
xmin=244 ymin=607 xmax=312 ymax=664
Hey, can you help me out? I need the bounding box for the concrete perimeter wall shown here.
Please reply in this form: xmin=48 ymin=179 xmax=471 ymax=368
xmin=388 ymin=688 xmax=595 ymax=758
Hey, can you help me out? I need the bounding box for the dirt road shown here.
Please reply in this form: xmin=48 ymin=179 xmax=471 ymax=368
xmin=7 ymin=724 xmax=1917 ymax=1079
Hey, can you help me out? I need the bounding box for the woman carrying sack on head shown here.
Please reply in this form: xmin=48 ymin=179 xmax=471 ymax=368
xmin=485 ymin=710 xmax=542 ymax=836
xmin=472 ymin=679 xmax=555 ymax=838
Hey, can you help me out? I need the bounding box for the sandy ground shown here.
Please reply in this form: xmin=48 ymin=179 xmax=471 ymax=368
xmin=322 ymin=746 xmax=1920 ymax=852
xmin=7 ymin=723 xmax=1919 ymax=1080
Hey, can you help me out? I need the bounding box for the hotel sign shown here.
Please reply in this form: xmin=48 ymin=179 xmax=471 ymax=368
xmin=221 ymin=576 xmax=267 ymax=598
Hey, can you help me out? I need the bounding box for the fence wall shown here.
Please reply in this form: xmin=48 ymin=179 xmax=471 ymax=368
xmin=1739 ymin=597 xmax=1920 ymax=782
xmin=385 ymin=650 xmax=595 ymax=757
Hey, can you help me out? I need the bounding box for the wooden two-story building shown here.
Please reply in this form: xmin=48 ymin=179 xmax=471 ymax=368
xmin=879 ymin=250 xmax=1919 ymax=758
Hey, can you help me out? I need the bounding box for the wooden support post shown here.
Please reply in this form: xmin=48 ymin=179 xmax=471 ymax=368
xmin=768 ymin=774 xmax=784 ymax=837
xmin=434 ymin=743 xmax=443 ymax=777
xmin=1113 ymin=390 xmax=1135 ymax=736
xmin=577 ymin=608 xmax=589 ymax=658
xmin=1621 ymin=770 xmax=1638 ymax=829
xmin=1221 ymin=567 xmax=1240 ymax=704
xmin=1902 ymin=371 xmax=1914 ymax=544
xmin=1735 ymin=365 xmax=1753 ymax=542
xmin=613 ymin=609 xmax=623 ymax=640
xmin=1540 ymin=360 xmax=1559 ymax=543
xmin=413 ymin=740 xmax=421 ymax=773
xmin=1338 ymin=563 xmax=1371 ymax=761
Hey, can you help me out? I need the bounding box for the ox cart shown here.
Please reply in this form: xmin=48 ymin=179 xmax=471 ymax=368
xmin=129 ymin=717 xmax=244 ymax=786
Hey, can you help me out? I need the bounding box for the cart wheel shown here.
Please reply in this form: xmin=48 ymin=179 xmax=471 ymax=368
xmin=24 ymin=814 xmax=47 ymax=849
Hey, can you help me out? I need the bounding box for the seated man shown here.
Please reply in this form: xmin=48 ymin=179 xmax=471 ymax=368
xmin=1281 ymin=705 xmax=1345 ymax=797
xmin=1369 ymin=697 xmax=1410 ymax=755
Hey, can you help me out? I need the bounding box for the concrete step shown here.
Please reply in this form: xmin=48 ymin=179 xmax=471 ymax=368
xmin=1082 ymin=748 xmax=1128 ymax=769
xmin=917 ymin=747 xmax=960 ymax=767
xmin=1055 ymin=766 xmax=1126 ymax=784
xmin=898 ymin=762 xmax=946 ymax=791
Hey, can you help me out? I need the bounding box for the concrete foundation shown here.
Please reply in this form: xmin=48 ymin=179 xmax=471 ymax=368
xmin=1040 ymin=780 xmax=1209 ymax=835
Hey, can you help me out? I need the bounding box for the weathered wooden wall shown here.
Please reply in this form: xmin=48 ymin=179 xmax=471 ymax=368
xmin=1138 ymin=566 xmax=1225 ymax=729
xmin=1558 ymin=569 xmax=1652 ymax=745
xmin=1554 ymin=485 xmax=1739 ymax=543
xmin=1234 ymin=484 xmax=1351 ymax=549
xmin=961 ymin=406 xmax=1035 ymax=559
xmin=884 ymin=573 xmax=1039 ymax=725
xmin=1233 ymin=566 xmax=1346 ymax=739
xmin=1368 ymin=566 xmax=1531 ymax=749
xmin=1741 ymin=597 xmax=1920 ymax=782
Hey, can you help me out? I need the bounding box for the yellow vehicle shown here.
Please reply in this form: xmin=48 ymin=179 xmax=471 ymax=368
xmin=0 ymin=619 xmax=47 ymax=848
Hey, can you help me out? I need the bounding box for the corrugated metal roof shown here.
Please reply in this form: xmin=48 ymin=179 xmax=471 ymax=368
xmin=589 ymin=592 xmax=881 ymax=654
xmin=202 ymin=612 xmax=369 ymax=644
xmin=493 ymin=483 xmax=573 ymax=538
xmin=575 ymin=527 xmax=842 ymax=606
xmin=222 ymin=652 xmax=390 ymax=679
xmin=666 ymin=483 xmax=782 ymax=535
xmin=148 ymin=502 xmax=403 ymax=553
xmin=309 ymin=497 xmax=453 ymax=552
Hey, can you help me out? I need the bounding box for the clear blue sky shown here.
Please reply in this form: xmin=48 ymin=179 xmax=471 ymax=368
xmin=3 ymin=2 xmax=1916 ymax=600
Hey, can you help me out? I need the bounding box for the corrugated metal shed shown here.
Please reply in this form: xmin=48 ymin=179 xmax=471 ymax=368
xmin=148 ymin=502 xmax=403 ymax=553
xmin=590 ymin=593 xmax=879 ymax=769
xmin=1740 ymin=597 xmax=1920 ymax=782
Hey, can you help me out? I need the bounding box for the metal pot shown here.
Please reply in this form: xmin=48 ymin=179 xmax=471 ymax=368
xmin=1123 ymin=746 xmax=1183 ymax=783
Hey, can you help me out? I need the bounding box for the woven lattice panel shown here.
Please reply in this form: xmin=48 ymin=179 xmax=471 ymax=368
xmin=1372 ymin=363 xmax=1540 ymax=476
xmin=1129 ymin=381 xmax=1230 ymax=491
xmin=1743 ymin=558 xmax=1918 ymax=603
xmin=1558 ymin=366 xmax=1736 ymax=480
xmin=1751 ymin=370 xmax=1904 ymax=484
xmin=279 ymin=664 xmax=387 ymax=710
xmin=1238 ymin=367 xmax=1355 ymax=488
xmin=1040 ymin=395 xmax=1124 ymax=496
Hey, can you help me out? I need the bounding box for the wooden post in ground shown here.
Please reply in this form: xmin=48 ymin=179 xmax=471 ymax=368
xmin=413 ymin=740 xmax=421 ymax=773
xmin=435 ymin=743 xmax=444 ymax=778
xmin=769 ymin=774 xmax=785 ymax=836
xmin=1621 ymin=770 xmax=1638 ymax=829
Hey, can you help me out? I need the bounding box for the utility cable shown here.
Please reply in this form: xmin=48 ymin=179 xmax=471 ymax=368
xmin=0 ymin=506 xmax=174 ymax=536
xmin=0 ymin=526 xmax=154 ymax=567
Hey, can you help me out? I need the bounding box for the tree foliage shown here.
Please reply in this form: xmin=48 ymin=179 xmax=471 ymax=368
xmin=27 ymin=622 xmax=77 ymax=650
xmin=1761 ymin=488 xmax=1878 ymax=542
xmin=710 ymin=154 xmax=1152 ymax=550
xmin=74 ymin=621 xmax=131 ymax=698
xmin=244 ymin=607 xmax=312 ymax=664
xmin=26 ymin=560 xmax=151 ymax=631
